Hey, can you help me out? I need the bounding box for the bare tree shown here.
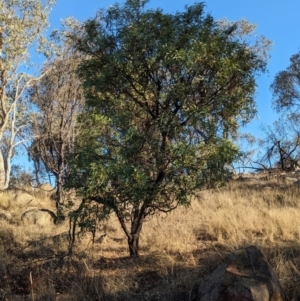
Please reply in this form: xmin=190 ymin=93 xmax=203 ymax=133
xmin=29 ymin=47 xmax=84 ymax=221
xmin=257 ymin=116 xmax=300 ymax=172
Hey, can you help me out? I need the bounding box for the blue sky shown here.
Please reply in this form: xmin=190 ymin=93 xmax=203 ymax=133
xmin=48 ymin=0 xmax=300 ymax=137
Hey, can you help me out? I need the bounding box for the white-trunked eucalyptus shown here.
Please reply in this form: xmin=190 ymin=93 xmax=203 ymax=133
xmin=0 ymin=0 xmax=55 ymax=190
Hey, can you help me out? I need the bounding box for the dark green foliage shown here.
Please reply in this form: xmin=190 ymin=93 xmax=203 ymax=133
xmin=66 ymin=0 xmax=267 ymax=257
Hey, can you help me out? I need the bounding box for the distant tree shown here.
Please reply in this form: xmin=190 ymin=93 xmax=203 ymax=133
xmin=257 ymin=115 xmax=300 ymax=171
xmin=29 ymin=45 xmax=84 ymax=222
xmin=66 ymin=0 xmax=269 ymax=257
xmin=266 ymin=50 xmax=300 ymax=172
xmin=271 ymin=51 xmax=300 ymax=113
xmin=9 ymin=165 xmax=34 ymax=189
xmin=0 ymin=0 xmax=55 ymax=190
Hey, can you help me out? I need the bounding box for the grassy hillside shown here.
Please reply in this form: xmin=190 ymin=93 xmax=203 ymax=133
xmin=1 ymin=176 xmax=300 ymax=300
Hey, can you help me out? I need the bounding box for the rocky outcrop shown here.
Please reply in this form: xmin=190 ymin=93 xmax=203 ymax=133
xmin=21 ymin=208 xmax=57 ymax=226
xmin=36 ymin=183 xmax=55 ymax=199
xmin=192 ymin=246 xmax=284 ymax=301
xmin=13 ymin=189 xmax=56 ymax=212
xmin=14 ymin=191 xmax=35 ymax=205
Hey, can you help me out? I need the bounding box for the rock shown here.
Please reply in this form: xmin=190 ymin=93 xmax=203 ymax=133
xmin=192 ymin=246 xmax=284 ymax=301
xmin=34 ymin=183 xmax=55 ymax=199
xmin=38 ymin=183 xmax=55 ymax=192
xmin=21 ymin=208 xmax=57 ymax=226
xmin=14 ymin=191 xmax=35 ymax=205
xmin=13 ymin=190 xmax=56 ymax=211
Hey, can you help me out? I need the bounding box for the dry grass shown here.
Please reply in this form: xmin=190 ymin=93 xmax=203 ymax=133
xmin=1 ymin=176 xmax=300 ymax=300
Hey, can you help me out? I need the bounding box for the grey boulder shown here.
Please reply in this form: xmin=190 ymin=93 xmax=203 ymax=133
xmin=192 ymin=245 xmax=284 ymax=301
xmin=21 ymin=208 xmax=57 ymax=226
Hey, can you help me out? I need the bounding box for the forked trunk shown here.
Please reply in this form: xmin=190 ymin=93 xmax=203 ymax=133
xmin=128 ymin=232 xmax=141 ymax=257
xmin=115 ymin=204 xmax=146 ymax=258
xmin=128 ymin=208 xmax=145 ymax=258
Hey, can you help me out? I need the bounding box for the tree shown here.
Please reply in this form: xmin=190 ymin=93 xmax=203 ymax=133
xmin=9 ymin=165 xmax=34 ymax=189
xmin=29 ymin=45 xmax=84 ymax=221
xmin=0 ymin=0 xmax=55 ymax=190
xmin=267 ymin=50 xmax=300 ymax=172
xmin=67 ymin=0 xmax=268 ymax=257
xmin=271 ymin=51 xmax=300 ymax=113
xmin=256 ymin=115 xmax=300 ymax=171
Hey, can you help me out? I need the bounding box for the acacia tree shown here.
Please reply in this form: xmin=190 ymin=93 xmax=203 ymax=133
xmin=0 ymin=0 xmax=55 ymax=190
xmin=67 ymin=0 xmax=268 ymax=257
xmin=29 ymin=46 xmax=84 ymax=221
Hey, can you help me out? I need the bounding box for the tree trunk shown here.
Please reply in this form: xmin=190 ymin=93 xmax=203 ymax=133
xmin=128 ymin=208 xmax=145 ymax=258
xmin=0 ymin=149 xmax=11 ymax=190
xmin=114 ymin=204 xmax=145 ymax=258
xmin=55 ymin=171 xmax=64 ymax=224
xmin=128 ymin=232 xmax=141 ymax=257
xmin=0 ymin=151 xmax=6 ymax=190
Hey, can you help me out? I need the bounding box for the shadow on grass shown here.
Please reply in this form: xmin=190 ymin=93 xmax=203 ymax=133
xmin=261 ymin=242 xmax=300 ymax=301
xmin=2 ymin=230 xmax=300 ymax=301
xmin=1 ymin=239 xmax=226 ymax=301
